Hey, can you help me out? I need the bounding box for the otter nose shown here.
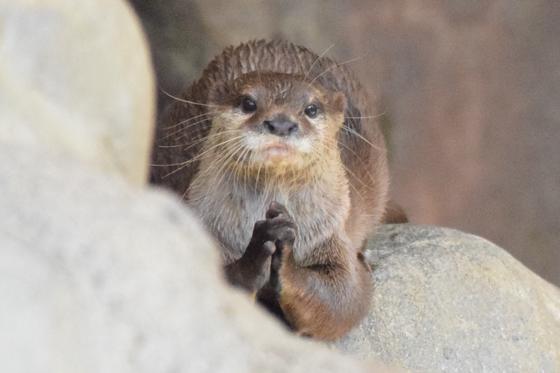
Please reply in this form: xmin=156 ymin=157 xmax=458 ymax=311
xmin=262 ymin=118 xmax=299 ymax=137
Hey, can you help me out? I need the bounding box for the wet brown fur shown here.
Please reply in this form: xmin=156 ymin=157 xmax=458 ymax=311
xmin=151 ymin=40 xmax=390 ymax=340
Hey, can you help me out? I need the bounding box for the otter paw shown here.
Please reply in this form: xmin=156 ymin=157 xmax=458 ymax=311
xmin=263 ymin=201 xmax=297 ymax=249
xmin=239 ymin=201 xmax=296 ymax=293
xmin=264 ymin=201 xmax=297 ymax=289
xmin=229 ymin=238 xmax=276 ymax=292
xmin=253 ymin=202 xmax=298 ymax=326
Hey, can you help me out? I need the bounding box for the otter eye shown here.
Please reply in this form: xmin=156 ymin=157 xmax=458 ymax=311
xmin=304 ymin=104 xmax=318 ymax=119
xmin=241 ymin=96 xmax=257 ymax=113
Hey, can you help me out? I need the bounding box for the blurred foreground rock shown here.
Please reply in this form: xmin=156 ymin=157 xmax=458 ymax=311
xmin=0 ymin=0 xmax=154 ymax=185
xmin=0 ymin=0 xmax=382 ymax=372
xmin=337 ymin=225 xmax=560 ymax=372
xmin=0 ymin=144 xmax=382 ymax=373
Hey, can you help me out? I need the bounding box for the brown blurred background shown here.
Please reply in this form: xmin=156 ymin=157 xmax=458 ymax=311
xmin=130 ymin=0 xmax=560 ymax=286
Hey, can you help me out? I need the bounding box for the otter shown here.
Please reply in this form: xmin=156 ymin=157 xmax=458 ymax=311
xmin=151 ymin=40 xmax=392 ymax=340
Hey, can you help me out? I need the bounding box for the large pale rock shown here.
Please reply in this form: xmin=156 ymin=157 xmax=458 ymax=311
xmin=336 ymin=225 xmax=560 ymax=372
xmin=0 ymin=143 xmax=383 ymax=372
xmin=0 ymin=0 xmax=155 ymax=184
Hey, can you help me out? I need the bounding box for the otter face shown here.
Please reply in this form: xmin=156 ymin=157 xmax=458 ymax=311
xmin=207 ymin=72 xmax=346 ymax=176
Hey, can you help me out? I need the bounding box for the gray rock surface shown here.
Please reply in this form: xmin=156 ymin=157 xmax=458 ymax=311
xmin=336 ymin=225 xmax=560 ymax=372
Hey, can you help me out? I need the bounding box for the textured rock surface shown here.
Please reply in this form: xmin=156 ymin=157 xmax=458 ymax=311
xmin=336 ymin=225 xmax=560 ymax=372
xmin=0 ymin=0 xmax=155 ymax=185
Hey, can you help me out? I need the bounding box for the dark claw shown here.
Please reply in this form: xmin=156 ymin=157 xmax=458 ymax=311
xmin=263 ymin=241 xmax=276 ymax=256
xmin=271 ymin=244 xmax=283 ymax=272
xmin=266 ymin=201 xmax=290 ymax=219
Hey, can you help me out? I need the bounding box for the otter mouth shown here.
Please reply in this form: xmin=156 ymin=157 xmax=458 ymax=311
xmin=262 ymin=143 xmax=293 ymax=157
xmin=240 ymin=132 xmax=312 ymax=170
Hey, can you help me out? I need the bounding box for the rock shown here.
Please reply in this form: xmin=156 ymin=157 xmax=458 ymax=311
xmin=0 ymin=144 xmax=384 ymax=373
xmin=0 ymin=0 xmax=155 ymax=185
xmin=336 ymin=225 xmax=560 ymax=372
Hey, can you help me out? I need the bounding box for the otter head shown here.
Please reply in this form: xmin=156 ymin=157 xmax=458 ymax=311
xmin=206 ymin=72 xmax=346 ymax=181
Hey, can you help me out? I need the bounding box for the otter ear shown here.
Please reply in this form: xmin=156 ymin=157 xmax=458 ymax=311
xmin=330 ymin=91 xmax=347 ymax=113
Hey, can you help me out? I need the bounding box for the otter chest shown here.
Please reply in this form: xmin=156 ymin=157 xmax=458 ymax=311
xmin=192 ymin=183 xmax=348 ymax=264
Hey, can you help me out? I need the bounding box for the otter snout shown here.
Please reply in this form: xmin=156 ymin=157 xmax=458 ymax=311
xmin=262 ymin=115 xmax=299 ymax=137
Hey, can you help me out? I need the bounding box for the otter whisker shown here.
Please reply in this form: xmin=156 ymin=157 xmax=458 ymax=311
xmin=160 ymin=129 xmax=243 ymax=151
xmin=186 ymin=143 xmax=242 ymax=199
xmin=187 ymin=133 xmax=245 ymax=163
xmin=232 ymin=148 xmax=244 ymax=187
xmin=344 ymin=112 xmax=385 ymax=120
xmin=241 ymin=147 xmax=254 ymax=187
xmin=159 ymin=135 xmax=246 ymax=178
xmin=189 ymin=140 xmax=245 ymax=198
xmin=208 ymin=142 xmax=247 ymax=197
xmin=303 ymin=43 xmax=335 ymax=82
xmin=307 ymin=55 xmax=364 ymax=87
xmin=161 ymin=89 xmax=223 ymax=108
xmin=158 ymin=115 xmax=218 ymax=142
xmin=235 ymin=146 xmax=252 ymax=188
xmin=157 ymin=130 xmax=229 ymax=148
xmin=164 ymin=111 xmax=219 ymax=130
xmin=157 ymin=143 xmax=197 ymax=149
xmin=321 ymin=141 xmax=375 ymax=201
xmin=337 ymin=140 xmax=380 ymax=170
xmin=341 ymin=126 xmax=383 ymax=152
xmin=155 ymin=129 xmax=243 ymax=153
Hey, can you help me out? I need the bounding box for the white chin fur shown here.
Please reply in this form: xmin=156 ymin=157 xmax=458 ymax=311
xmin=243 ymin=132 xmax=313 ymax=153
